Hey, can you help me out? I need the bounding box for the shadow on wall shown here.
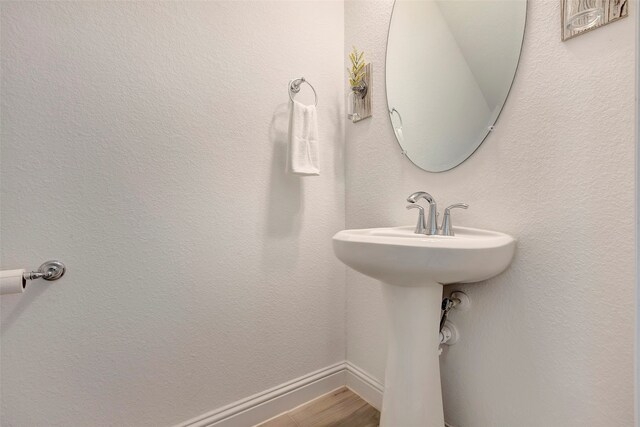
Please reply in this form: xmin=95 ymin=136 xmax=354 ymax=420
xmin=1 ymin=280 xmax=49 ymax=335
xmin=262 ymin=103 xmax=303 ymax=269
xmin=329 ymin=93 xmax=345 ymax=180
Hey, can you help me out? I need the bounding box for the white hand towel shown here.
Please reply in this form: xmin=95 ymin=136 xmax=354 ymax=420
xmin=287 ymin=100 xmax=320 ymax=176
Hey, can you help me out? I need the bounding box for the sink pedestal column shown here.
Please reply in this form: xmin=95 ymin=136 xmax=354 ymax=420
xmin=380 ymin=281 xmax=445 ymax=427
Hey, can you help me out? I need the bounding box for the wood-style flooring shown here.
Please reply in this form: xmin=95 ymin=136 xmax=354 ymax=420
xmin=256 ymin=387 xmax=380 ymax=427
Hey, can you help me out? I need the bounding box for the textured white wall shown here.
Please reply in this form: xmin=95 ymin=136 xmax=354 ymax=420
xmin=345 ymin=1 xmax=636 ymax=426
xmin=636 ymin=2 xmax=640 ymax=421
xmin=0 ymin=2 xmax=345 ymax=426
xmin=1 ymin=1 xmax=636 ymax=426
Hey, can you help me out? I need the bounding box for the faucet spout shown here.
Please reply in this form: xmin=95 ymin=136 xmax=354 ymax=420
xmin=407 ymin=191 xmax=433 ymax=204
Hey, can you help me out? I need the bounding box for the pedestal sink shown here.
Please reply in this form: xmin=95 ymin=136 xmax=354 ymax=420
xmin=333 ymin=225 xmax=515 ymax=427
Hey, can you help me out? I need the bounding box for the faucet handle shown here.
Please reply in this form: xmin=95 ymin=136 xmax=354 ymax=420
xmin=441 ymin=203 xmax=469 ymax=236
xmin=406 ymin=204 xmax=426 ymax=234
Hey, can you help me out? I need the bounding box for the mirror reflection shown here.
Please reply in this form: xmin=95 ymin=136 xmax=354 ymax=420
xmin=386 ymin=0 xmax=527 ymax=172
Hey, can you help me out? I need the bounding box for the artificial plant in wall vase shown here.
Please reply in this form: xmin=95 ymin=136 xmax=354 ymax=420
xmin=347 ymin=47 xmax=372 ymax=122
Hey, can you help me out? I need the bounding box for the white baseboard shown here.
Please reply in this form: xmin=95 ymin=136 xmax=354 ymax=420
xmin=345 ymin=361 xmax=384 ymax=411
xmin=176 ymin=362 xmax=346 ymax=427
xmin=177 ymin=360 xmax=456 ymax=427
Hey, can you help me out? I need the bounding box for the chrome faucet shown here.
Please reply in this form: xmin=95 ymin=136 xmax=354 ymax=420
xmin=406 ymin=191 xmax=438 ymax=235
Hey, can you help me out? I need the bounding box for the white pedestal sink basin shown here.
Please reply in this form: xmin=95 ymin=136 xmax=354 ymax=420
xmin=333 ymin=225 xmax=515 ymax=427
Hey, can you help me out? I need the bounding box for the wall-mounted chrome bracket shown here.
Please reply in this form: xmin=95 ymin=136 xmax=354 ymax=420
xmin=23 ymin=260 xmax=66 ymax=282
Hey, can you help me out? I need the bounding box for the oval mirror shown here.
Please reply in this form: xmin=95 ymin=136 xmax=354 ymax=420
xmin=386 ymin=0 xmax=527 ymax=172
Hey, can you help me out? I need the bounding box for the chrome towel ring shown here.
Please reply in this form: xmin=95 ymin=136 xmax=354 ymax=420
xmin=288 ymin=77 xmax=318 ymax=107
